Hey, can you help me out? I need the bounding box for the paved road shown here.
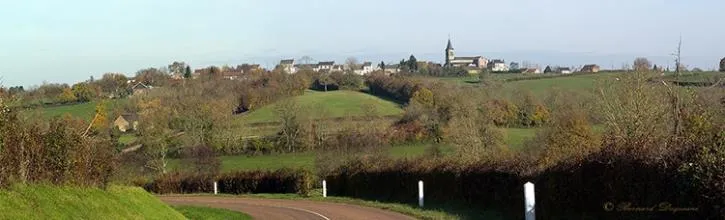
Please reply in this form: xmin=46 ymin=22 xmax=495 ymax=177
xmin=160 ymin=196 xmax=416 ymax=220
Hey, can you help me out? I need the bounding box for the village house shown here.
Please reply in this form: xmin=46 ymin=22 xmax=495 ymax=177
xmin=522 ymin=68 xmax=541 ymax=74
xmin=130 ymin=82 xmax=152 ymax=96
xmin=544 ymin=66 xmax=572 ymax=74
xmin=383 ymin=64 xmax=401 ymax=74
xmin=314 ymin=61 xmax=335 ymax=72
xmin=352 ymin=62 xmax=379 ymax=75
xmin=444 ymin=39 xmax=488 ymax=68
xmin=278 ymin=59 xmax=297 ymax=74
xmin=114 ymin=113 xmax=139 ymax=132
xmin=580 ymin=64 xmax=600 ymax=73
xmin=488 ymin=59 xmax=509 ymax=72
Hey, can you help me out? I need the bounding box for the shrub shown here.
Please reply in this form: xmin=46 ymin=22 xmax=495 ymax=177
xmin=144 ymin=169 xmax=313 ymax=196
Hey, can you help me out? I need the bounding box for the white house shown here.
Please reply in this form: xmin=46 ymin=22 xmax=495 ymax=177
xmin=353 ymin=62 xmax=379 ymax=75
xmin=488 ymin=59 xmax=509 ymax=72
xmin=314 ymin=61 xmax=335 ymax=72
xmin=279 ymin=59 xmax=297 ymax=74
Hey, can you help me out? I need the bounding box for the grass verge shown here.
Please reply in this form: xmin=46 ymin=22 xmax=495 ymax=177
xmin=0 ymin=184 xmax=185 ymax=220
xmin=174 ymin=205 xmax=252 ymax=220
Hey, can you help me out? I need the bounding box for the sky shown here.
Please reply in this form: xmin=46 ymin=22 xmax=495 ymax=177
xmin=1 ymin=0 xmax=724 ymax=87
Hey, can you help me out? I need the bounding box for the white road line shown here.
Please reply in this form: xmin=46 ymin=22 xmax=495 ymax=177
xmin=282 ymin=206 xmax=331 ymax=220
xmin=171 ymin=199 xmax=331 ymax=220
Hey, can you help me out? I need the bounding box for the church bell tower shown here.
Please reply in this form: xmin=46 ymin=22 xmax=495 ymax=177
xmin=445 ymin=38 xmax=455 ymax=67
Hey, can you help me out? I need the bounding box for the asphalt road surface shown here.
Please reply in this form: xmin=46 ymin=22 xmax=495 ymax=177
xmin=160 ymin=196 xmax=416 ymax=220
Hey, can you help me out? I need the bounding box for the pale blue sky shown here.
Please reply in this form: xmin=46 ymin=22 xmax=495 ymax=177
xmin=1 ymin=0 xmax=724 ymax=86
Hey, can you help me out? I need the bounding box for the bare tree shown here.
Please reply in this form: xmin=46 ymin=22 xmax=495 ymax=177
xmin=633 ymin=57 xmax=652 ymax=72
xmin=672 ymin=37 xmax=683 ymax=76
xmin=345 ymin=57 xmax=359 ymax=71
xmin=276 ymin=99 xmax=306 ymax=152
xmin=300 ymin=56 xmax=314 ymax=65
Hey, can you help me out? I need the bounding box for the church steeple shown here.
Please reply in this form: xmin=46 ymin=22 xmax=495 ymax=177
xmin=445 ymin=37 xmax=455 ymax=67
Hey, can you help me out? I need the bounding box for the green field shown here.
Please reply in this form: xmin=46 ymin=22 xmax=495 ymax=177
xmin=0 ymin=185 xmax=184 ymax=220
xmin=119 ymin=133 xmax=138 ymax=145
xmin=238 ymin=90 xmax=404 ymax=124
xmin=29 ymin=99 xmax=128 ymax=121
xmin=501 ymin=72 xmax=621 ymax=97
xmin=174 ymin=206 xmax=252 ymax=220
xmin=169 ymin=127 xmax=537 ymax=172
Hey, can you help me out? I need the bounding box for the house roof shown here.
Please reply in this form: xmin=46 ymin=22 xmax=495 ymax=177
xmin=454 ymin=56 xmax=481 ymax=61
xmin=294 ymin=64 xmax=317 ymax=69
xmin=491 ymin=59 xmax=505 ymax=64
xmin=318 ymin=61 xmax=335 ymax=66
xmin=559 ymin=67 xmax=571 ymax=71
xmin=131 ymin=82 xmax=151 ymax=90
xmin=362 ymin=62 xmax=372 ymax=67
xmin=119 ymin=113 xmax=138 ymax=123
xmin=523 ymin=68 xmax=538 ymax=73
xmin=280 ymin=59 xmax=294 ymax=65
xmin=581 ymin=64 xmax=599 ymax=70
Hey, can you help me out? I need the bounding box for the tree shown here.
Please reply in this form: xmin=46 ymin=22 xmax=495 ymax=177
xmin=544 ymin=66 xmax=553 ymax=73
xmin=407 ymin=55 xmax=418 ymax=72
xmin=57 ymin=88 xmax=77 ymax=103
xmin=167 ymin=61 xmax=187 ymax=76
xmin=345 ymin=57 xmax=359 ymax=71
xmin=379 ymin=61 xmax=386 ymax=71
xmin=510 ymin=62 xmax=520 ymax=70
xmin=97 ymin=73 xmax=129 ymax=98
xmin=71 ymin=82 xmax=94 ymax=102
xmin=135 ymin=68 xmax=170 ymax=86
xmin=672 ymin=37 xmax=683 ymax=76
xmin=276 ymin=100 xmax=306 ymax=152
xmin=719 ymin=57 xmax=725 ymax=72
xmin=300 ymin=56 xmax=314 ymax=65
xmin=184 ymin=66 xmax=192 ymax=79
xmin=633 ymin=57 xmax=652 ymax=72
xmin=653 ymin=64 xmax=659 ymax=71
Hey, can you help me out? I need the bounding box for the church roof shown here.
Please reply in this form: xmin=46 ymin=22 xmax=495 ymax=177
xmin=446 ymin=39 xmax=453 ymax=50
xmin=454 ymin=56 xmax=481 ymax=60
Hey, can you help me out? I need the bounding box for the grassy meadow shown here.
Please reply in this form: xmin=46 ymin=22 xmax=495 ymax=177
xmin=237 ymin=90 xmax=403 ymax=124
xmin=26 ymin=99 xmax=129 ymax=122
xmin=168 ymin=127 xmax=538 ymax=172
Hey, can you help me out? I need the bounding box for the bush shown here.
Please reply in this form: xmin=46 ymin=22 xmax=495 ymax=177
xmin=0 ymin=109 xmax=116 ymax=188
xmin=144 ymin=169 xmax=313 ymax=196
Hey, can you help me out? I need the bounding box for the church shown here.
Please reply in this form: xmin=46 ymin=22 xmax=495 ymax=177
xmin=444 ymin=39 xmax=487 ymax=68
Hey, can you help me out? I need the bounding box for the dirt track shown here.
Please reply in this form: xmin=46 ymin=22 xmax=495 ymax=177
xmin=160 ymin=196 xmax=416 ymax=220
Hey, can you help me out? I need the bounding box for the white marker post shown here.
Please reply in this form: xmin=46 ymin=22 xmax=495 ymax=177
xmin=213 ymin=181 xmax=218 ymax=195
xmin=418 ymin=180 xmax=424 ymax=208
xmin=524 ymin=182 xmax=535 ymax=220
xmin=322 ymin=180 xmax=327 ymax=198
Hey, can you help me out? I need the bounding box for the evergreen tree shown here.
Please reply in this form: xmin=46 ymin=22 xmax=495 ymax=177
xmin=407 ymin=55 xmax=418 ymax=72
xmin=379 ymin=61 xmax=386 ymax=70
xmin=184 ymin=66 xmax=192 ymax=78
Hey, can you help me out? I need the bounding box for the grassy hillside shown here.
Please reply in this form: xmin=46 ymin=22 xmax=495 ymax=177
xmin=238 ymin=90 xmax=404 ymax=124
xmin=28 ymin=99 xmax=128 ymax=121
xmin=0 ymin=185 xmax=185 ymax=220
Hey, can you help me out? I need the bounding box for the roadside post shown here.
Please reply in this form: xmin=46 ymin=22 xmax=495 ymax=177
xmin=524 ymin=182 xmax=535 ymax=220
xmin=418 ymin=180 xmax=424 ymax=208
